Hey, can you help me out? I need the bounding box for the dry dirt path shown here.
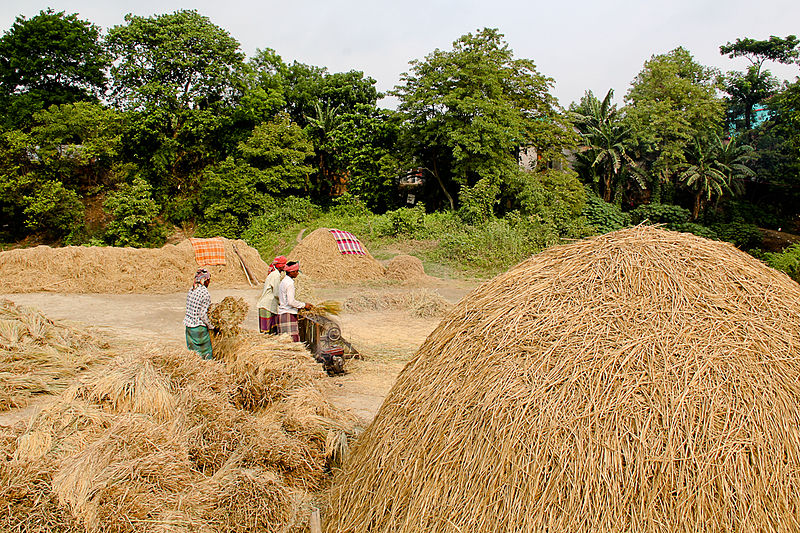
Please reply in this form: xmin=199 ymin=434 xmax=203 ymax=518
xmin=2 ymin=280 xmax=475 ymax=424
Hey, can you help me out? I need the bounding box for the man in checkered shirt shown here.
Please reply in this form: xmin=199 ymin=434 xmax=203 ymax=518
xmin=184 ymin=269 xmax=213 ymax=359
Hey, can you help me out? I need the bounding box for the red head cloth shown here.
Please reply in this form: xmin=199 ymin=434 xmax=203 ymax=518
xmin=284 ymin=262 xmax=300 ymax=273
xmin=269 ymin=255 xmax=288 ymax=273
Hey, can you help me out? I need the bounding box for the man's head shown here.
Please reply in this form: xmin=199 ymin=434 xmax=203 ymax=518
xmin=284 ymin=261 xmax=300 ymax=278
xmin=194 ymin=268 xmax=211 ymax=288
xmin=272 ymin=255 xmax=288 ymax=271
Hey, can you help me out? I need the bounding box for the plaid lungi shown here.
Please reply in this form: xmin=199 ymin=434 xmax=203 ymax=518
xmin=258 ymin=308 xmax=277 ymax=334
xmin=277 ymin=313 xmax=300 ymax=342
xmin=189 ymin=237 xmax=226 ymax=266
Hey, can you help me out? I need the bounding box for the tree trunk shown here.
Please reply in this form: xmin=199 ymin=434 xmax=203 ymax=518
xmin=692 ymin=192 xmax=702 ymax=220
xmin=603 ymin=173 xmax=612 ymax=202
xmin=432 ymin=159 xmax=455 ymax=211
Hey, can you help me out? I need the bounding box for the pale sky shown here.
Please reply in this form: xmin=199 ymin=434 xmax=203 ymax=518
xmin=2 ymin=0 xmax=799 ymax=109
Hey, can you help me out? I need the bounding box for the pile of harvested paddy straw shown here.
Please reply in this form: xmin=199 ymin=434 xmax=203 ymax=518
xmin=209 ymin=296 xmax=250 ymax=336
xmin=288 ymin=228 xmax=384 ymax=282
xmin=1 ymin=330 xmax=361 ymax=533
xmin=0 ymin=299 xmax=111 ymax=411
xmin=344 ymin=288 xmax=451 ymax=318
xmin=0 ymin=238 xmax=268 ymax=294
xmin=327 ymin=226 xmax=800 ymax=532
xmin=384 ymin=254 xmax=429 ymax=283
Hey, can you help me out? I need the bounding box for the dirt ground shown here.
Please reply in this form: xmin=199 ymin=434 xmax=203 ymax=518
xmin=1 ymin=278 xmax=475 ymax=425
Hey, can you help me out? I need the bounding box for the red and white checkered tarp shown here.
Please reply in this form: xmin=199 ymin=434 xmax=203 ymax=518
xmin=328 ymin=229 xmax=366 ymax=255
xmin=189 ymin=237 xmax=227 ymax=266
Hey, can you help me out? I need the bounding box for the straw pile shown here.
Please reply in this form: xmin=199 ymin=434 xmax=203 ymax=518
xmin=384 ymin=254 xmax=429 ymax=283
xmin=209 ymin=297 xmax=250 ymax=336
xmin=0 ymin=238 xmax=267 ymax=294
xmin=288 ymin=229 xmax=384 ymax=282
xmin=327 ymin=226 xmax=800 ymax=532
xmin=0 ymin=299 xmax=110 ymax=411
xmin=1 ymin=333 xmax=361 ymax=532
xmin=344 ymin=289 xmax=451 ymax=318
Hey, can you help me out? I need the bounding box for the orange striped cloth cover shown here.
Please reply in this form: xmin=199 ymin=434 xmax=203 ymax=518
xmin=189 ymin=237 xmax=227 ymax=266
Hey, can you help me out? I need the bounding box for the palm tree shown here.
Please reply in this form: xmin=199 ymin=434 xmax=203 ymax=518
xmin=570 ymin=89 xmax=644 ymax=203
xmin=679 ymin=134 xmax=754 ymax=219
xmin=304 ymin=101 xmax=343 ymax=196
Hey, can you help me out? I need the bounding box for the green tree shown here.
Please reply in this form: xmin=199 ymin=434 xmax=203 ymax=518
xmin=238 ymin=112 xmax=315 ymax=194
xmin=29 ymin=102 xmax=124 ymax=189
xmin=570 ymin=89 xmax=643 ymax=203
xmin=103 ymin=177 xmax=164 ymax=247
xmin=393 ymin=28 xmax=574 ymax=211
xmin=679 ymin=134 xmax=754 ymax=219
xmin=624 ymin=47 xmax=725 ymax=201
xmin=720 ymin=35 xmax=799 ymax=131
xmin=106 ymin=10 xmax=247 ymax=204
xmin=0 ymin=9 xmax=108 ymax=128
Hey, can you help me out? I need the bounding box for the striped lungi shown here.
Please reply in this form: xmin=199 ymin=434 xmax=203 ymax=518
xmin=258 ymin=308 xmax=277 ymax=334
xmin=277 ymin=313 xmax=300 ymax=342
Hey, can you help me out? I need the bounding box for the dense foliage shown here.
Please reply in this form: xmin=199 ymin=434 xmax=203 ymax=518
xmin=0 ymin=10 xmax=799 ymax=279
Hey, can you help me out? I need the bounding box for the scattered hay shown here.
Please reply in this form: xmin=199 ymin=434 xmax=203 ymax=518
xmin=327 ymin=226 xmax=800 ymax=532
xmin=209 ymin=296 xmax=250 ymax=335
xmin=1 ymin=334 xmax=361 ymax=533
xmin=0 ymin=238 xmax=268 ymax=294
xmin=384 ymin=254 xmax=428 ymax=283
xmin=0 ymin=299 xmax=110 ymax=411
xmin=288 ymin=229 xmax=384 ymax=282
xmin=344 ymin=289 xmax=452 ymax=318
xmin=303 ymin=300 xmax=343 ymax=318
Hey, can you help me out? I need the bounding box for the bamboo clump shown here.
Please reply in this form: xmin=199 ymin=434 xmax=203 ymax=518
xmin=326 ymin=226 xmax=800 ymax=532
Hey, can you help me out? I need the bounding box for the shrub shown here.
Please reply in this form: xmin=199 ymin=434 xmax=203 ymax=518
xmin=630 ymin=203 xmax=690 ymax=226
xmin=23 ymin=180 xmax=84 ymax=239
xmin=103 ymin=177 xmax=165 ymax=247
xmin=581 ymin=193 xmax=630 ymax=234
xmin=374 ymin=204 xmax=426 ymax=237
xmin=712 ymin=221 xmax=762 ymax=249
xmin=458 ymin=179 xmax=499 ymax=225
xmin=765 ymin=243 xmax=800 ymax=283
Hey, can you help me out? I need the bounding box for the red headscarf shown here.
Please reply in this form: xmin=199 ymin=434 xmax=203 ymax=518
xmin=284 ymin=262 xmax=300 ymax=273
xmin=269 ymin=255 xmax=288 ymax=273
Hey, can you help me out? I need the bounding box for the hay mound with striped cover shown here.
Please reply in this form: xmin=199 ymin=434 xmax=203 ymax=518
xmin=0 ymin=238 xmax=267 ymax=294
xmin=327 ymin=226 xmax=800 ymax=532
xmin=288 ymin=229 xmax=384 ymax=282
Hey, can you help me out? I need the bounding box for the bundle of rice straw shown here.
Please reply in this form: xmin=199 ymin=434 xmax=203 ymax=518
xmin=288 ymin=229 xmax=384 ymax=282
xmin=302 ymin=300 xmax=342 ymax=318
xmin=1 ymin=334 xmax=361 ymax=533
xmin=0 ymin=299 xmax=110 ymax=411
xmin=344 ymin=289 xmax=451 ymax=318
xmin=0 ymin=238 xmax=267 ymax=294
xmin=384 ymin=254 xmax=429 ymax=283
xmin=326 ymin=226 xmax=800 ymax=532
xmin=209 ymin=296 xmax=250 ymax=336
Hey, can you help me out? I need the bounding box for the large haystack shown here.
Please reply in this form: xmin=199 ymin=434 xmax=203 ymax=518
xmin=288 ymin=229 xmax=384 ymax=282
xmin=327 ymin=226 xmax=800 ymax=532
xmin=0 ymin=238 xmax=268 ymax=294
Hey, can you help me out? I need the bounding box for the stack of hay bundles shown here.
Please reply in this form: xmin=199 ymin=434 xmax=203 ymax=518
xmin=327 ymin=226 xmax=800 ymax=531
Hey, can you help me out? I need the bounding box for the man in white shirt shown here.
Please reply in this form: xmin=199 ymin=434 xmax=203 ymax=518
xmin=277 ymin=261 xmax=313 ymax=342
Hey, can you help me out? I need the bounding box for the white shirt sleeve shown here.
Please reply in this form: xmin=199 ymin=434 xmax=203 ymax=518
xmin=286 ymin=279 xmax=305 ymax=310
